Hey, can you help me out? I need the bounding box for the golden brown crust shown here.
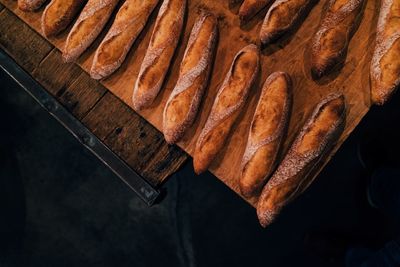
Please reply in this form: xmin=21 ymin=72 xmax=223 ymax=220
xmin=310 ymin=0 xmax=365 ymax=79
xmin=193 ymin=44 xmax=260 ymax=174
xmin=132 ymin=0 xmax=187 ymax=111
xmin=163 ymin=11 xmax=218 ymax=144
xmin=370 ymin=0 xmax=400 ymax=105
xmin=259 ymin=0 xmax=316 ymax=46
xmin=62 ymin=0 xmax=119 ymax=63
xmin=41 ymin=0 xmax=87 ymax=37
xmin=257 ymin=93 xmax=346 ymax=227
xmin=90 ymin=0 xmax=159 ymax=79
xmin=240 ymin=72 xmax=292 ymax=198
xmin=18 ymin=0 xmax=47 ymax=11
xmin=238 ymin=0 xmax=271 ymax=22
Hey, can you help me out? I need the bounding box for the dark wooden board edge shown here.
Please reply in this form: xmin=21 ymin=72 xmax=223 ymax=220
xmin=0 ymin=8 xmax=188 ymax=187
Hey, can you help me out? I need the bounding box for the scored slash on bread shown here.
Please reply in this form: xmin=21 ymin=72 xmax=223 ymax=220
xmin=90 ymin=0 xmax=160 ymax=80
xmin=256 ymin=93 xmax=346 ymax=227
xmin=240 ymin=72 xmax=293 ymax=199
xmin=193 ymin=44 xmax=260 ymax=175
xmin=41 ymin=0 xmax=87 ymax=37
xmin=370 ymin=0 xmax=400 ymax=105
xmin=62 ymin=0 xmax=119 ymax=63
xmin=162 ymin=10 xmax=218 ymax=144
xmin=132 ymin=0 xmax=187 ymax=111
xmin=310 ymin=0 xmax=365 ymax=79
xmin=18 ymin=0 xmax=47 ymax=11
xmin=259 ymin=0 xmax=317 ymax=46
xmin=238 ymin=0 xmax=271 ymax=23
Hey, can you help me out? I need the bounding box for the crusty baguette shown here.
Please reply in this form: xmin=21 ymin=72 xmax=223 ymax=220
xmin=257 ymin=93 xmax=346 ymax=227
xmin=90 ymin=0 xmax=159 ymax=80
xmin=259 ymin=0 xmax=316 ymax=46
xmin=41 ymin=0 xmax=87 ymax=37
xmin=370 ymin=0 xmax=400 ymax=105
xmin=163 ymin=11 xmax=218 ymax=144
xmin=310 ymin=0 xmax=365 ymax=79
xmin=238 ymin=0 xmax=271 ymax=22
xmin=18 ymin=0 xmax=47 ymax=11
xmin=240 ymin=72 xmax=292 ymax=198
xmin=132 ymin=0 xmax=187 ymax=111
xmin=62 ymin=0 xmax=119 ymax=63
xmin=193 ymin=44 xmax=260 ymax=174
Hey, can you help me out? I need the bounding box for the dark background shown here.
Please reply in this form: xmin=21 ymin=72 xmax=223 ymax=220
xmin=0 ymin=67 xmax=399 ymax=267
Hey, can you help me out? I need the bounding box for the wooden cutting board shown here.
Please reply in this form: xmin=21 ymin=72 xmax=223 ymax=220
xmin=0 ymin=0 xmax=378 ymax=206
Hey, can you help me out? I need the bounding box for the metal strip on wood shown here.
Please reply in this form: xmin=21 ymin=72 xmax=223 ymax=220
xmin=0 ymin=48 xmax=160 ymax=206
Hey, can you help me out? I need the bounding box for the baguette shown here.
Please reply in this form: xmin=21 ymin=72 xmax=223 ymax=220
xmin=240 ymin=72 xmax=292 ymax=198
xmin=238 ymin=0 xmax=271 ymax=22
xmin=163 ymin=11 xmax=218 ymax=144
xmin=90 ymin=0 xmax=159 ymax=80
xmin=257 ymin=93 xmax=346 ymax=227
xmin=370 ymin=0 xmax=400 ymax=105
xmin=193 ymin=44 xmax=260 ymax=174
xmin=310 ymin=0 xmax=365 ymax=79
xmin=41 ymin=0 xmax=87 ymax=37
xmin=132 ymin=0 xmax=187 ymax=111
xmin=259 ymin=0 xmax=316 ymax=46
xmin=18 ymin=0 xmax=47 ymax=11
xmin=62 ymin=0 xmax=119 ymax=63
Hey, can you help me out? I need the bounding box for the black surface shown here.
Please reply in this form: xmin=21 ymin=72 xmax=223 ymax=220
xmin=0 ymin=50 xmax=160 ymax=206
xmin=0 ymin=67 xmax=399 ymax=267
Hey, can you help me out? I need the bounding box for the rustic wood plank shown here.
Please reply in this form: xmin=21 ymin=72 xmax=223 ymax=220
xmin=32 ymin=49 xmax=82 ymax=96
xmin=0 ymin=9 xmax=52 ymax=72
xmin=103 ymin=110 xmax=187 ymax=186
xmin=82 ymin=93 xmax=133 ymax=140
xmin=0 ymin=7 xmax=187 ymax=187
xmin=82 ymin=92 xmax=188 ymax=186
xmin=58 ymin=72 xmax=107 ymax=120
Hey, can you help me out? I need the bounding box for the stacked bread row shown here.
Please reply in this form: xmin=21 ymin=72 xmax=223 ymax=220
xmin=237 ymin=0 xmax=399 ymax=105
xmin=19 ymin=0 xmax=400 ymax=106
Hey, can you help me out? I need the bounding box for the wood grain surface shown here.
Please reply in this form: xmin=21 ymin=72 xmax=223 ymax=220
xmin=0 ymin=0 xmax=379 ymax=206
xmin=0 ymin=7 xmax=188 ymax=187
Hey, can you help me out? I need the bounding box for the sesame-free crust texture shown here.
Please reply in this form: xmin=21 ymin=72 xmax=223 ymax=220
xmin=41 ymin=0 xmax=87 ymax=37
xmin=132 ymin=0 xmax=187 ymax=111
xmin=370 ymin=0 xmax=400 ymax=105
xmin=194 ymin=44 xmax=260 ymax=174
xmin=163 ymin=10 xmax=218 ymax=144
xmin=257 ymin=93 xmax=346 ymax=227
xmin=240 ymin=71 xmax=293 ymax=199
xmin=62 ymin=0 xmax=119 ymax=62
xmin=238 ymin=0 xmax=271 ymax=22
xmin=18 ymin=0 xmax=46 ymax=11
xmin=259 ymin=0 xmax=317 ymax=46
xmin=310 ymin=0 xmax=365 ymax=79
xmin=90 ymin=0 xmax=159 ymax=80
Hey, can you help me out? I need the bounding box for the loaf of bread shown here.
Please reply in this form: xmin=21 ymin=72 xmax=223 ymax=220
xmin=257 ymin=93 xmax=346 ymax=227
xmin=370 ymin=0 xmax=400 ymax=105
xmin=62 ymin=0 xmax=119 ymax=63
xmin=238 ymin=0 xmax=271 ymax=22
xmin=310 ymin=0 xmax=365 ymax=79
xmin=193 ymin=44 xmax=260 ymax=174
xmin=163 ymin=10 xmax=218 ymax=144
xmin=132 ymin=0 xmax=187 ymax=111
xmin=41 ymin=0 xmax=87 ymax=37
xmin=240 ymin=72 xmax=292 ymax=199
xmin=90 ymin=0 xmax=159 ymax=80
xmin=18 ymin=0 xmax=47 ymax=11
xmin=259 ymin=0 xmax=316 ymax=46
